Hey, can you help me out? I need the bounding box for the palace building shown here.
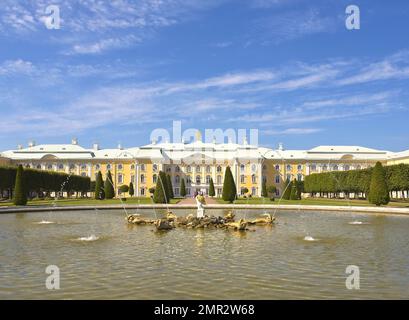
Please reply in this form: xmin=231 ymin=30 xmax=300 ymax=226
xmin=1 ymin=138 xmax=408 ymax=198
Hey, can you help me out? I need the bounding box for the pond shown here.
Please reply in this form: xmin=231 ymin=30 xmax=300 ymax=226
xmin=0 ymin=208 xmax=408 ymax=299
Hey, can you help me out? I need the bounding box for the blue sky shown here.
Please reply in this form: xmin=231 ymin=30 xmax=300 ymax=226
xmin=0 ymin=0 xmax=408 ymax=151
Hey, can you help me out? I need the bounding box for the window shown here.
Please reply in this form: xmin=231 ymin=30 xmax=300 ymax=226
xmin=297 ymin=174 xmax=303 ymax=181
xmin=186 ymin=188 xmax=191 ymax=195
xmin=196 ymin=175 xmax=201 ymax=184
xmin=175 ymin=165 xmax=180 ymax=173
xmin=286 ymin=164 xmax=292 ymax=171
xmin=140 ymin=188 xmax=145 ymax=196
xmin=118 ymin=174 xmax=123 ymax=184
xmin=131 ymin=175 xmax=135 ymax=184
xmin=252 ymin=187 xmax=257 ymax=196
xmin=240 ymin=164 xmax=245 ymax=173
xmin=174 ymin=188 xmax=180 ymax=196
xmin=286 ymin=174 xmax=292 ymax=181
xmin=118 ymin=164 xmax=123 ymax=170
xmin=275 ymin=175 xmax=280 ymax=184
xmin=206 ymin=166 xmax=211 ymax=173
xmin=153 ymin=174 xmax=157 ymax=183
xmin=131 ymin=164 xmax=135 ymax=170
xmin=263 ymin=164 xmax=267 ymax=170
xmin=310 ymin=164 xmax=317 ymax=172
xmin=206 ymin=175 xmax=211 ymax=184
xmin=107 ymin=164 xmax=111 ymax=170
xmin=356 ymin=165 xmax=361 ymax=170
xmin=322 ymin=165 xmax=328 ymax=171
xmin=36 ymin=164 xmax=41 ymax=169
xmin=275 ymin=164 xmax=280 ymax=171
xmin=81 ymin=172 xmax=87 ymax=177
xmin=251 ymin=164 xmax=257 ymax=172
xmin=166 ymin=167 xmax=171 ymax=173
xmin=344 ymin=165 xmax=350 ymax=171
xmin=140 ymin=174 xmax=145 ymax=184
xmin=69 ymin=164 xmax=75 ymax=170
xmin=175 ymin=175 xmax=180 ymax=184
xmin=297 ymin=165 xmax=302 ymax=171
xmin=262 ymin=176 xmax=267 ymax=183
xmin=187 ymin=165 xmax=192 ymax=173
xmin=81 ymin=164 xmax=87 ymax=170
xmin=275 ymin=189 xmax=280 ymax=196
xmin=58 ymin=164 xmax=64 ymax=170
xmin=252 ymin=174 xmax=257 ymax=184
xmin=217 ymin=188 xmax=222 ymax=196
xmin=240 ymin=175 xmax=245 ymax=183
xmin=153 ymin=164 xmax=158 ymax=172
xmin=95 ymin=164 xmax=100 ymax=170
xmin=47 ymin=164 xmax=53 ymax=170
xmin=217 ymin=175 xmax=222 ymax=184
xmin=216 ymin=166 xmax=222 ymax=173
xmin=140 ymin=164 xmax=146 ymax=171
xmin=333 ymin=165 xmax=339 ymax=171
xmin=196 ymin=166 xmax=201 ymax=172
xmin=187 ymin=176 xmax=191 ymax=184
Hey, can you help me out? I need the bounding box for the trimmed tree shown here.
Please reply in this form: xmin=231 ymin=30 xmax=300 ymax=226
xmin=368 ymin=162 xmax=390 ymax=206
xmin=95 ymin=171 xmax=105 ymax=200
xmin=209 ymin=177 xmax=215 ymax=197
xmin=13 ymin=165 xmax=27 ymax=205
xmin=261 ymin=180 xmax=268 ymax=197
xmin=282 ymin=179 xmax=292 ymax=200
xmin=153 ymin=171 xmax=168 ymax=203
xmin=180 ymin=178 xmax=186 ymax=197
xmin=222 ymin=166 xmax=237 ymax=203
xmin=119 ymin=184 xmax=129 ymax=194
xmin=290 ymin=179 xmax=300 ymax=200
xmin=167 ymin=174 xmax=174 ymax=199
xmin=129 ymin=182 xmax=134 ymax=197
xmin=267 ymin=185 xmax=277 ymax=198
xmin=104 ymin=170 xmax=115 ymax=199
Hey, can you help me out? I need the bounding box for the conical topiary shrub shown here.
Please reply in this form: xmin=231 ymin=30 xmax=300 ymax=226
xmin=180 ymin=178 xmax=186 ymax=197
xmin=153 ymin=171 xmax=169 ymax=203
xmin=209 ymin=177 xmax=215 ymax=197
xmin=222 ymin=166 xmax=237 ymax=203
xmin=95 ymin=171 xmax=105 ymax=199
xmin=368 ymin=162 xmax=390 ymax=206
xmin=104 ymin=170 xmax=115 ymax=199
xmin=13 ymin=165 xmax=27 ymax=205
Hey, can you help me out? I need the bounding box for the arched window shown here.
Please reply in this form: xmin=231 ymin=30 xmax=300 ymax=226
xmin=310 ymin=164 xmax=317 ymax=172
xmin=118 ymin=164 xmax=123 ymax=170
xmin=356 ymin=165 xmax=361 ymax=170
xmin=175 ymin=165 xmax=180 ymax=172
xmin=240 ymin=164 xmax=245 ymax=173
xmin=187 ymin=165 xmax=192 ymax=173
xmin=344 ymin=165 xmax=350 ymax=171
xmin=95 ymin=164 xmax=100 ymax=170
xmin=297 ymin=164 xmax=302 ymax=171
xmin=196 ymin=166 xmax=201 ymax=172
xmin=196 ymin=175 xmax=201 ymax=184
xmin=251 ymin=164 xmax=257 ymax=172
xmin=47 ymin=164 xmax=53 ymax=170
xmin=252 ymin=187 xmax=257 ymax=196
xmin=240 ymin=175 xmax=245 ymax=183
xmin=216 ymin=166 xmax=222 ymax=173
xmin=275 ymin=175 xmax=280 ymax=184
xmin=81 ymin=172 xmax=86 ymax=177
xmin=322 ymin=165 xmax=328 ymax=171
xmin=58 ymin=164 xmax=64 ymax=170
xmin=107 ymin=164 xmax=111 ymax=170
xmin=131 ymin=164 xmax=135 ymax=170
xmin=140 ymin=164 xmax=146 ymax=171
xmin=206 ymin=175 xmax=211 ymax=184
xmin=286 ymin=164 xmax=292 ymax=171
xmin=217 ymin=175 xmax=222 ymax=184
xmin=297 ymin=174 xmax=303 ymax=181
xmin=175 ymin=175 xmax=180 ymax=184
xmin=36 ymin=164 xmax=41 ymax=169
xmin=206 ymin=166 xmax=211 ymax=173
xmin=333 ymin=165 xmax=339 ymax=171
xmin=252 ymin=174 xmax=257 ymax=184
xmin=286 ymin=174 xmax=292 ymax=181
xmin=153 ymin=174 xmax=157 ymax=183
xmin=275 ymin=164 xmax=280 ymax=171
xmin=69 ymin=164 xmax=75 ymax=170
xmin=153 ymin=164 xmax=158 ymax=172
xmin=140 ymin=174 xmax=145 ymax=184
xmin=187 ymin=175 xmax=191 ymax=184
xmin=118 ymin=174 xmax=123 ymax=184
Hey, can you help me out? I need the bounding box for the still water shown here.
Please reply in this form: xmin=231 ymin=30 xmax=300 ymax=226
xmin=0 ymin=209 xmax=408 ymax=299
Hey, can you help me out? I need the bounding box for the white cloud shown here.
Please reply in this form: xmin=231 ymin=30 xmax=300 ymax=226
xmin=263 ymin=128 xmax=323 ymax=135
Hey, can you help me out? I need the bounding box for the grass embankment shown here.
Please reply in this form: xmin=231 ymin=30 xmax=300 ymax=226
xmin=215 ymin=197 xmax=409 ymax=208
xmin=0 ymin=197 xmax=180 ymax=207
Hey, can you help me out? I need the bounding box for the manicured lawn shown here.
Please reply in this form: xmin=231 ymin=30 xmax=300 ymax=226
xmin=215 ymin=197 xmax=409 ymax=208
xmin=0 ymin=197 xmax=180 ymax=207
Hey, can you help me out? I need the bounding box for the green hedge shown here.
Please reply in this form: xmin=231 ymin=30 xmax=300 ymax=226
xmin=304 ymin=164 xmax=409 ymax=198
xmin=0 ymin=165 xmax=91 ymax=197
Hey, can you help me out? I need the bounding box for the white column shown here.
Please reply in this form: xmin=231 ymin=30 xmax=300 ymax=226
xmin=136 ymin=161 xmax=139 ymax=197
